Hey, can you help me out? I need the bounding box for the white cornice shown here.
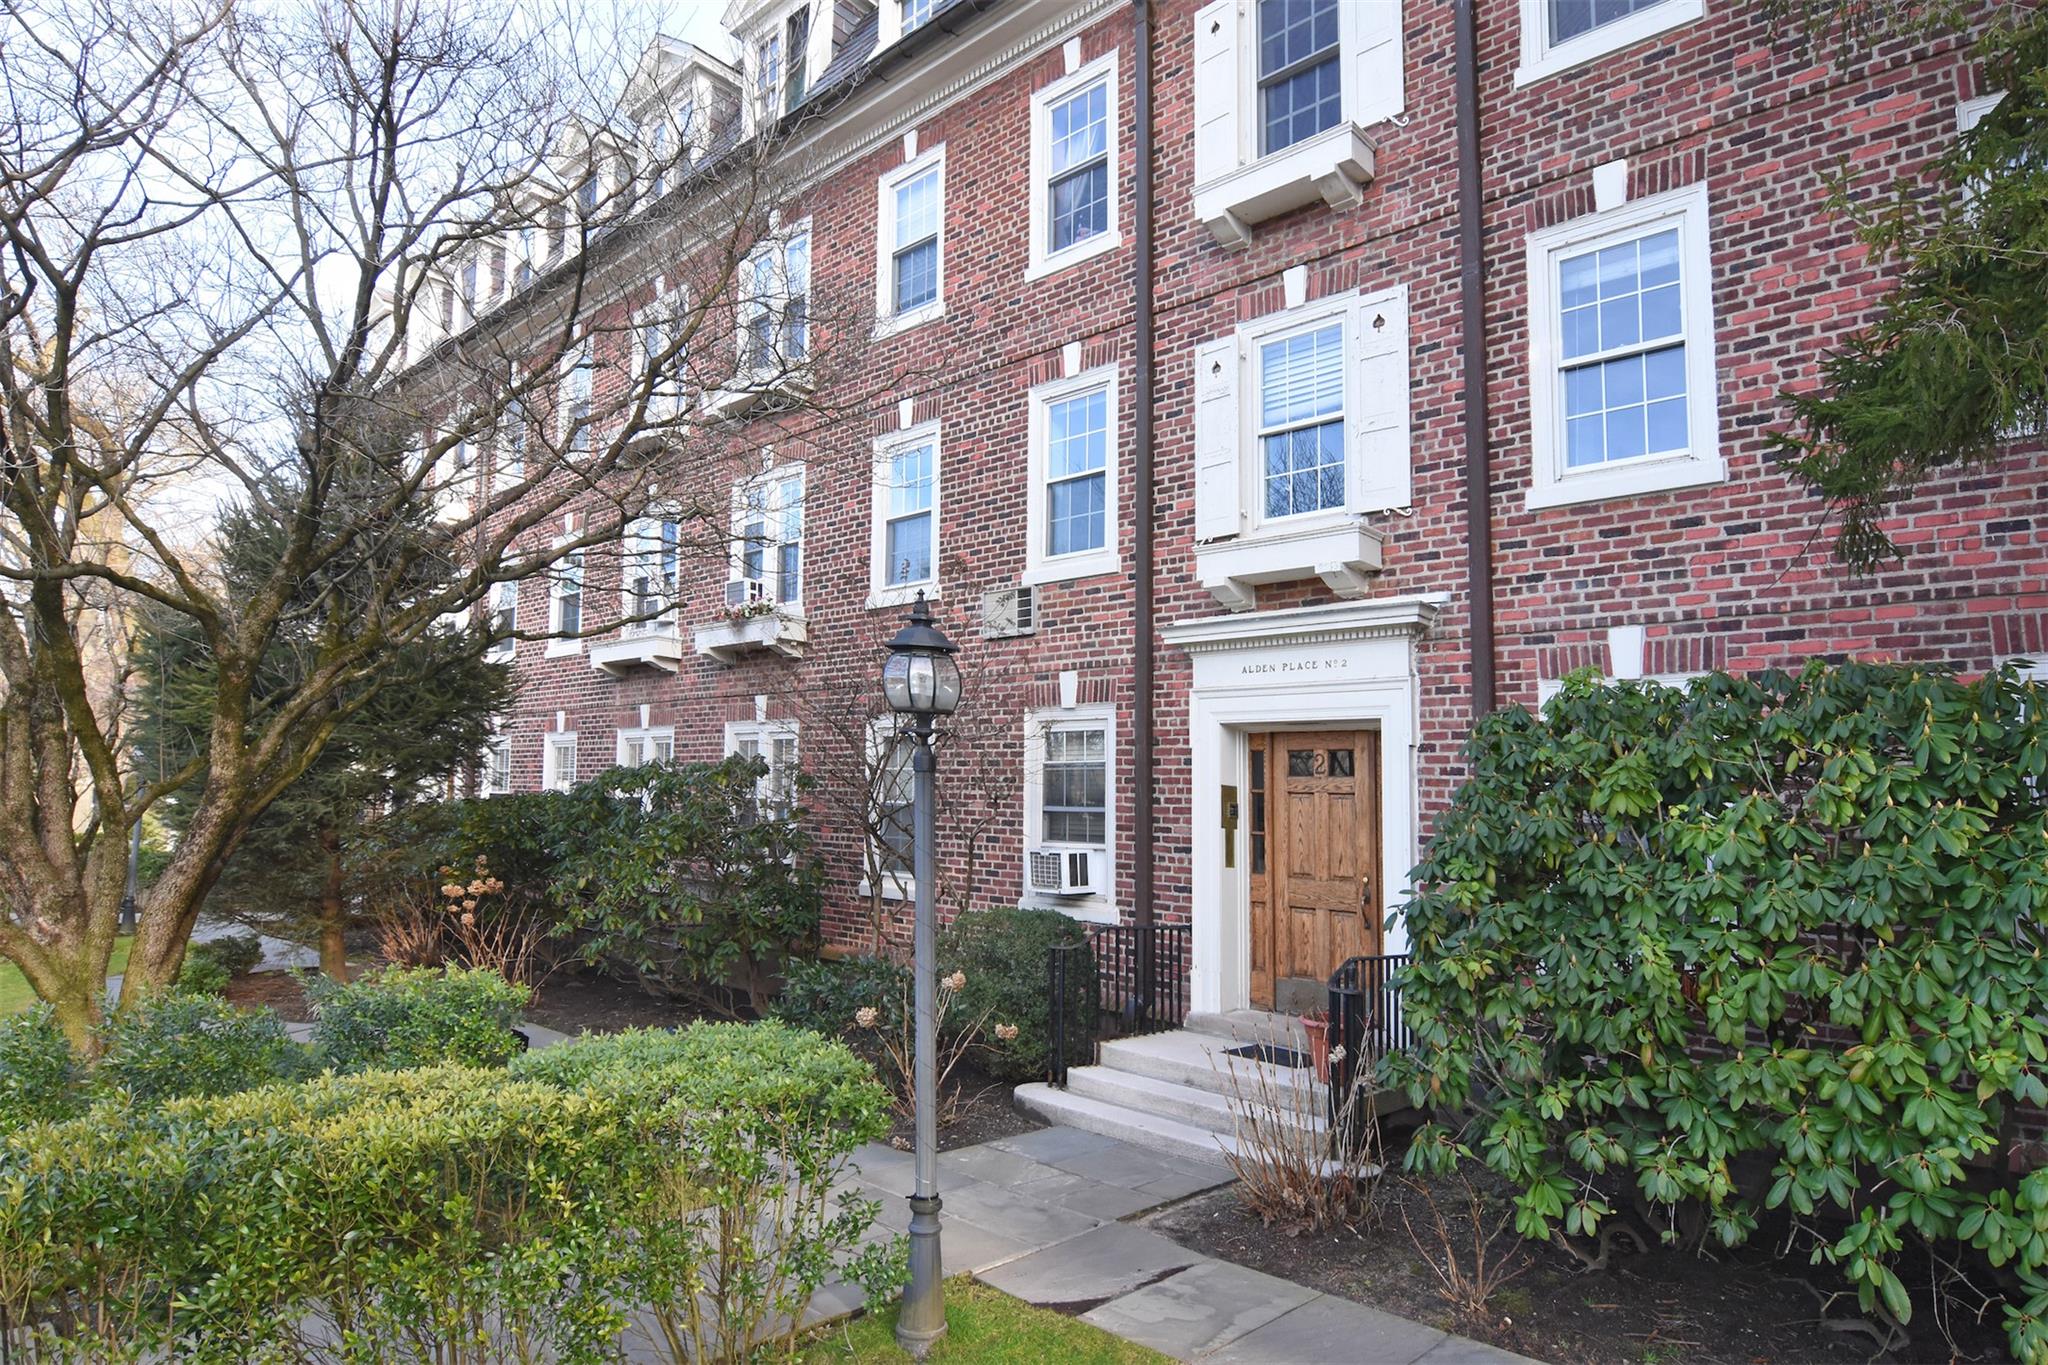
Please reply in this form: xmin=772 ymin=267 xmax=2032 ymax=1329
xmin=1162 ymin=596 xmax=1448 ymax=654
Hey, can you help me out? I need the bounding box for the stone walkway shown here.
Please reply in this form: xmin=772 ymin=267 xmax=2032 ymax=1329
xmin=843 ymin=1125 xmax=1537 ymax=1364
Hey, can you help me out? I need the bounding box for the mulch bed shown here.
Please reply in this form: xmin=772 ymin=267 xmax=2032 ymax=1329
xmin=887 ymin=1060 xmax=1044 ymax=1154
xmin=223 ymin=969 xmax=318 ymax=1022
xmin=1148 ymin=1153 xmax=2015 ymax=1365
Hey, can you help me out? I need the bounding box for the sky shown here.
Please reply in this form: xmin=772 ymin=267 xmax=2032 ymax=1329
xmin=665 ymin=2 xmax=738 ymax=59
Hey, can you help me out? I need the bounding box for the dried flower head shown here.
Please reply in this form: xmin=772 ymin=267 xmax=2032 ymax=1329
xmin=462 ymin=899 xmax=478 ymax=912
xmin=945 ymin=971 xmax=966 ymax=992
xmin=994 ymin=1023 xmax=1019 ymax=1042
xmin=468 ymin=879 xmax=488 ymax=896
xmin=440 ymin=883 xmax=464 ymax=899
xmin=854 ymin=1006 xmax=879 ymax=1029
xmin=438 ymin=865 xmax=454 ymax=877
xmin=460 ymin=912 xmax=476 ymax=927
xmin=1327 ymin=1044 xmax=1348 ymax=1064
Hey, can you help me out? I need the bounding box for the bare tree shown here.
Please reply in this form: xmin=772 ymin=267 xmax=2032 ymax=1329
xmin=0 ymin=0 xmax=885 ymax=1049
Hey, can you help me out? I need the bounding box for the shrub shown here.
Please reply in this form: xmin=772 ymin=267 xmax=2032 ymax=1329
xmin=309 ymin=965 xmax=529 ymax=1073
xmin=776 ymin=954 xmax=911 ymax=1039
xmin=552 ymin=757 xmax=822 ymax=1014
xmin=0 ymin=1007 xmax=78 ymax=1135
xmin=0 ymin=1023 xmax=895 ymax=1362
xmin=175 ymin=954 xmax=231 ymax=997
xmin=511 ymin=1021 xmax=898 ymax=1356
xmin=93 ymin=994 xmax=306 ymax=1105
xmin=190 ymin=933 xmax=263 ymax=978
xmin=939 ymin=907 xmax=1096 ymax=1082
xmin=1391 ymin=662 xmax=2048 ymax=1363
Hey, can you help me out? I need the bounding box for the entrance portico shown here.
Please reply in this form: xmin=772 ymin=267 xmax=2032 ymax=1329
xmin=1161 ymin=596 xmax=1443 ymax=1016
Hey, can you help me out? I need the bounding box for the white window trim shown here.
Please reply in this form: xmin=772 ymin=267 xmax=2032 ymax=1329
xmin=542 ymin=732 xmax=578 ymax=793
xmin=615 ymin=725 xmax=676 ymax=767
xmin=558 ymin=338 xmax=595 ymax=451
xmin=633 ymin=280 xmax=688 ymax=420
xmin=1997 ymin=653 xmax=2048 ymax=681
xmin=733 ymin=219 xmax=813 ymax=382
xmin=859 ymin=716 xmax=916 ymax=902
xmin=1524 ymin=181 xmax=1723 ymax=511
xmin=1021 ymin=705 xmax=1118 ymax=925
xmin=1514 ymin=0 xmax=1704 ymax=88
xmin=493 ymin=400 xmax=529 ymax=490
xmin=619 ymin=516 xmax=680 ymax=636
xmin=1023 ymin=366 xmax=1121 ymax=586
xmin=874 ymin=146 xmax=947 ymax=335
xmin=868 ymin=421 xmax=942 ymax=610
xmin=1026 ymin=52 xmax=1122 ymax=282
xmin=723 ymin=718 xmax=801 ymax=813
xmin=1239 ymin=295 xmax=1359 ymax=537
xmin=481 ymin=735 xmax=513 ymax=796
xmin=1535 ymin=671 xmax=1705 ymax=707
xmin=730 ymin=462 xmax=808 ymax=610
xmin=1959 ymin=91 xmax=2004 ymax=135
xmin=547 ymin=535 xmax=585 ymax=656
xmin=484 ymin=580 xmax=517 ymax=661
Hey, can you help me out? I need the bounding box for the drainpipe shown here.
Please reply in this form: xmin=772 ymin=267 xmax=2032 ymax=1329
xmin=1455 ymin=0 xmax=1496 ymax=721
xmin=1131 ymin=0 xmax=1158 ymax=1017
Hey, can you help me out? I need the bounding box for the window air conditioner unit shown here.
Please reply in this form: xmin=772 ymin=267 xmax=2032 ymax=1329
xmin=980 ymin=585 xmax=1036 ymax=639
xmin=725 ymin=578 xmax=767 ymax=608
xmin=1028 ymin=847 xmax=1101 ymax=897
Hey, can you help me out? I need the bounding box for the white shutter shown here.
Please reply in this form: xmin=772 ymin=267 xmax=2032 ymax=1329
xmin=1192 ymin=0 xmax=1241 ymax=187
xmin=1348 ymin=288 xmax=1411 ymax=513
xmin=1193 ymin=335 xmax=1243 ymax=542
xmin=1343 ymin=0 xmax=1405 ymax=130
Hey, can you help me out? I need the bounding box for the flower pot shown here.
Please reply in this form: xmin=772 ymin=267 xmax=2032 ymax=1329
xmin=1301 ymin=1017 xmax=1331 ymax=1083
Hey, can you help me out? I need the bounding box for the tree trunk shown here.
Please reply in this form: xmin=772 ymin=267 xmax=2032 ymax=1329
xmin=318 ymin=823 xmax=350 ymax=981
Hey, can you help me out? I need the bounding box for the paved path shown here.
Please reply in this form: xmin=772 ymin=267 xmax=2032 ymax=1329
xmin=837 ymin=1125 xmax=1537 ymax=1364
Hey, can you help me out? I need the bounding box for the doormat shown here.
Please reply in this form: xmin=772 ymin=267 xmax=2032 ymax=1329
xmin=1224 ymin=1042 xmax=1310 ymax=1069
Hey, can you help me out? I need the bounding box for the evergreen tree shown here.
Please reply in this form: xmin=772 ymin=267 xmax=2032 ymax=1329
xmin=137 ymin=463 xmax=510 ymax=980
xmin=1770 ymin=4 xmax=2048 ymax=568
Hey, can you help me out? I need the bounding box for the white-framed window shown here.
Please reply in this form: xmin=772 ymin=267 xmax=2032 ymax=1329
xmin=1191 ymin=285 xmax=1412 ymax=543
xmin=781 ymin=5 xmax=812 ymax=114
xmin=733 ymin=466 xmax=806 ymax=607
xmin=481 ymin=735 xmax=513 ymax=796
xmin=494 ymin=399 xmax=528 ymax=489
xmin=559 ymin=338 xmax=594 ymax=454
xmin=1022 ymin=707 xmax=1116 ymax=923
xmin=542 ymin=732 xmax=578 ymax=793
xmin=875 ymin=147 xmax=945 ymax=332
xmin=1024 ymin=368 xmax=1120 ymax=585
xmin=1190 ymin=0 xmax=1401 ymax=189
xmin=1959 ymin=91 xmax=2004 ymax=135
xmin=725 ymin=719 xmax=801 ymax=819
xmin=616 ymin=726 xmax=676 ymax=768
xmin=901 ymin=0 xmax=935 ymax=35
xmin=634 ymin=279 xmax=687 ymax=420
xmin=869 ymin=424 xmax=939 ymax=607
xmin=1028 ymin=53 xmax=1120 ymax=279
xmin=620 ymin=516 xmax=680 ymax=636
xmin=547 ymin=539 xmax=584 ymax=655
xmin=484 ymin=580 xmax=517 ymax=661
xmin=1524 ymin=182 xmax=1721 ymax=510
xmin=863 ymin=716 xmax=915 ymax=899
xmin=1515 ymin=0 xmax=1703 ymax=87
xmin=738 ymin=224 xmax=811 ymax=378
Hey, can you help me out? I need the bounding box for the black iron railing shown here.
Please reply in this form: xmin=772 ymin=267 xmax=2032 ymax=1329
xmin=1328 ymin=952 xmax=1413 ymax=1142
xmin=1047 ymin=922 xmax=1191 ymax=1086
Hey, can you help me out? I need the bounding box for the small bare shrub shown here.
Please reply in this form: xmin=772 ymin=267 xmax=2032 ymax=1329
xmin=1398 ymin=1173 xmax=1531 ymax=1332
xmin=1216 ymin=1032 xmax=1382 ymax=1235
xmin=852 ymin=969 xmax=998 ymax=1125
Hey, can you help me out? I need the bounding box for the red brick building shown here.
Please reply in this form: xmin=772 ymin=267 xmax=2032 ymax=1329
xmin=431 ymin=0 xmax=2039 ymax=1025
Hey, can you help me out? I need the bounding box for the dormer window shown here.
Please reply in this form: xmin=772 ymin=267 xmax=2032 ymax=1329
xmin=755 ymin=30 xmax=782 ymax=115
xmin=577 ymin=172 xmax=598 ymax=217
xmin=901 ymin=0 xmax=934 ymax=33
xmin=783 ymin=6 xmax=811 ymax=113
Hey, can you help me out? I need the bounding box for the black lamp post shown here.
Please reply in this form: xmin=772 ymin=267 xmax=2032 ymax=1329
xmin=881 ymin=591 xmax=960 ymax=1355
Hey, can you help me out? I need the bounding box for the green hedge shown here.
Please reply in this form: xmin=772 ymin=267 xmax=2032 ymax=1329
xmin=0 ymin=1007 xmax=78 ymax=1135
xmin=310 ymin=965 xmax=530 ymax=1072
xmin=1392 ymin=662 xmax=2048 ymax=1363
xmin=0 ymin=1021 xmax=895 ymax=1362
xmin=94 ymin=993 xmax=307 ymax=1105
xmin=941 ymin=907 xmax=1097 ymax=1082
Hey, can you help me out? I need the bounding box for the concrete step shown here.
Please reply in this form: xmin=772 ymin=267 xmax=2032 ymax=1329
xmin=1067 ymin=1061 xmax=1327 ymax=1138
xmin=1097 ymin=1029 xmax=1325 ymax=1101
xmin=1185 ymin=1009 xmax=1312 ymax=1049
xmin=1013 ymin=1083 xmax=1241 ymax=1167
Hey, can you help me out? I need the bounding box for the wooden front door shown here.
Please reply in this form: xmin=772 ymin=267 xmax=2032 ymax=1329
xmin=1248 ymin=730 xmax=1382 ymax=1014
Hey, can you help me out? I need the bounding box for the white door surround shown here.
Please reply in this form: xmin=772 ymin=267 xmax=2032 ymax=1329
xmin=1161 ymin=595 xmax=1443 ymax=1015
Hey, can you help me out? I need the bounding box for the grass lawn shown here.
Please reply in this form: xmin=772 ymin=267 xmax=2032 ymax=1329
xmin=803 ymin=1278 xmax=1167 ymax=1365
xmin=0 ymin=937 xmax=132 ymax=1014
